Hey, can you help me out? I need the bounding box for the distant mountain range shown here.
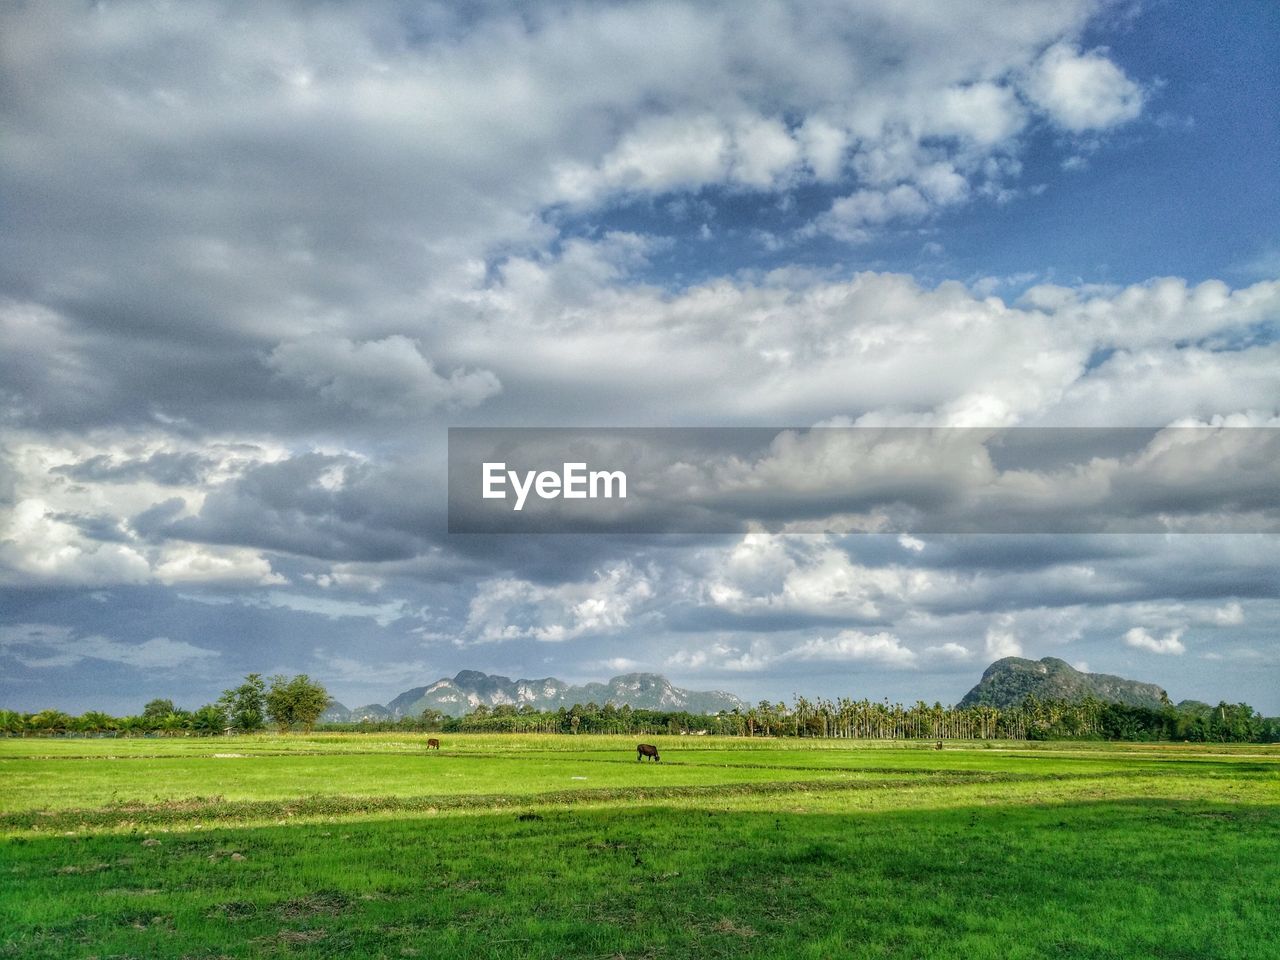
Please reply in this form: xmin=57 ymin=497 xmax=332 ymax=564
xmin=323 ymin=658 xmax=1181 ymax=723
xmin=323 ymin=670 xmax=746 ymax=721
xmin=959 ymin=657 xmax=1170 ymax=710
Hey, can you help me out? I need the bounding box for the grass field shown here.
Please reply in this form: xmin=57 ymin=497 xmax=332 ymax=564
xmin=2 ymin=735 xmax=1278 ymax=959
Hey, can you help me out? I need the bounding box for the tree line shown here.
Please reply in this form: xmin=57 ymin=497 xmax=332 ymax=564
xmin=263 ymin=693 xmax=1280 ymax=743
xmin=0 ymin=673 xmax=329 ymax=737
xmin=4 ymin=681 xmax=1277 ymax=743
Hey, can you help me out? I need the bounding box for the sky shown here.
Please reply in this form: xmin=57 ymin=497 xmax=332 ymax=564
xmin=1 ymin=0 xmax=1278 ymax=715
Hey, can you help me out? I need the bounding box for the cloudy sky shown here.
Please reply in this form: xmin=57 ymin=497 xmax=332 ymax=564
xmin=2 ymin=0 xmax=1278 ymax=715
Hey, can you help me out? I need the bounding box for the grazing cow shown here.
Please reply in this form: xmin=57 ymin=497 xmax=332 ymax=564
xmin=427 ymin=738 xmax=441 ymax=750
xmin=636 ymin=743 xmax=660 ymax=762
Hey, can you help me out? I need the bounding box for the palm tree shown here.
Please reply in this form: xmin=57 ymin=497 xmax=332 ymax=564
xmin=75 ymin=711 xmax=117 ymax=735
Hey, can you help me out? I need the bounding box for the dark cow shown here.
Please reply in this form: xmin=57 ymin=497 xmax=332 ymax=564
xmin=636 ymin=743 xmax=660 ymax=762
xmin=935 ymin=741 xmax=944 ymax=750
xmin=426 ymin=738 xmax=441 ymax=750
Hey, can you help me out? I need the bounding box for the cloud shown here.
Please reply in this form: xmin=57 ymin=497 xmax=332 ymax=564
xmin=451 ymin=263 xmax=1280 ymax=429
xmin=464 ymin=563 xmax=654 ymax=643
xmin=257 ymin=592 xmax=408 ymax=628
xmin=153 ymin=545 xmax=287 ymax=587
xmin=663 ymin=628 xmax=919 ymax=675
xmin=985 ymin=617 xmax=1023 ymax=659
xmin=1122 ymin=627 xmax=1186 ymax=655
xmin=786 ymin=630 xmax=918 ymax=667
xmin=554 ymin=113 xmax=805 ymax=201
xmin=0 ymin=624 xmax=220 ymax=670
xmin=0 ymin=450 xmax=289 ymax=587
xmin=161 ymin=453 xmax=431 ymax=563
xmin=666 ymin=639 xmax=778 ymax=674
xmin=54 ymin=451 xmax=219 ymax=486
xmin=820 ymin=185 xmax=936 ymax=240
xmin=454 ymin=424 xmax=1280 ymax=536
xmin=0 ymin=499 xmax=153 ymax=587
xmin=0 ymin=2 xmax=1145 ymax=428
xmin=1211 ymin=602 xmax=1244 ymax=626
xmin=699 ymin=535 xmax=941 ymax=621
xmin=924 ymin=642 xmax=973 ymax=663
xmin=1027 ymin=43 xmax=1144 ymax=132
xmin=267 ymin=336 xmax=500 ymax=415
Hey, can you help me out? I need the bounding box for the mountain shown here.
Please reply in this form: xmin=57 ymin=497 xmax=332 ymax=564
xmin=324 ymin=671 xmax=745 ymax=720
xmin=958 ymin=657 xmax=1170 ymax=710
xmin=321 ymin=700 xmax=391 ymax=723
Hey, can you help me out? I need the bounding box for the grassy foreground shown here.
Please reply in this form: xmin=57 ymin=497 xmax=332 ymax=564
xmin=2 ymin=735 xmax=1278 ymax=959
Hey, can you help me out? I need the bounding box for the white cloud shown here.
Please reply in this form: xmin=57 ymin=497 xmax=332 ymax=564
xmin=1122 ymin=627 xmax=1186 ymax=655
xmin=1212 ymin=602 xmax=1244 ymax=626
xmin=154 ymin=545 xmax=286 ymax=587
xmin=821 ymin=185 xmax=933 ymax=239
xmin=784 ymin=630 xmax=918 ymax=667
xmin=667 ymin=640 xmax=772 ymax=673
xmin=465 ymin=563 xmax=654 ymax=643
xmin=985 ymin=616 xmax=1023 ymax=658
xmin=924 ymin=642 xmax=973 ymax=663
xmin=0 ymin=434 xmax=293 ymax=588
xmin=452 ymin=258 xmax=1280 ymax=428
xmin=700 ymin=535 xmax=942 ymax=620
xmin=928 ymin=82 xmax=1026 ymax=145
xmin=1027 ymin=43 xmax=1144 ymax=132
xmin=0 ymin=0 xmax=1141 ymax=313
xmin=259 ymin=592 xmax=408 ymax=628
xmin=665 ymin=629 xmax=918 ymax=674
xmin=0 ymin=499 xmax=152 ymax=587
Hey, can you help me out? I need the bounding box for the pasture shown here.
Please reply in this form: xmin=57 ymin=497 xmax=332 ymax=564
xmin=2 ymin=735 xmax=1278 ymax=959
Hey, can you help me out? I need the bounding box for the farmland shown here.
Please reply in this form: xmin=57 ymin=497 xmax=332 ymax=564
xmin=2 ymin=735 xmax=1278 ymax=959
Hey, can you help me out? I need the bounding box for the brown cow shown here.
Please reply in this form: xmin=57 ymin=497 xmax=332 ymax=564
xmin=636 ymin=743 xmax=660 ymax=762
xmin=426 ymin=738 xmax=440 ymax=750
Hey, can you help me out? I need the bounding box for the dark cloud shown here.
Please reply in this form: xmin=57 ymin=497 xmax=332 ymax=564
xmin=163 ymin=454 xmax=430 ymax=562
xmin=55 ymin=451 xmax=219 ymax=486
xmin=48 ymin=512 xmax=132 ymax=544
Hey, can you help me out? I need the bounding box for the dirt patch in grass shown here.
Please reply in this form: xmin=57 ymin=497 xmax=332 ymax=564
xmin=258 ymin=928 xmax=329 ymax=945
xmin=277 ymin=890 xmax=351 ymax=920
xmin=119 ymin=911 xmax=173 ymax=931
xmin=711 ymin=918 xmax=758 ymax=937
xmin=55 ymin=862 xmax=110 ymax=875
xmin=206 ymin=900 xmax=258 ymax=921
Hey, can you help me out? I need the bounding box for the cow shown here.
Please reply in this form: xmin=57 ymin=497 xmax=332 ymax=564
xmin=636 ymin=743 xmax=660 ymax=762
xmin=935 ymin=741 xmax=944 ymax=750
xmin=426 ymin=738 xmax=441 ymax=750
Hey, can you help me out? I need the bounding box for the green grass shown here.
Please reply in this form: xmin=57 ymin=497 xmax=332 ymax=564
xmin=2 ymin=735 xmax=1278 ymax=959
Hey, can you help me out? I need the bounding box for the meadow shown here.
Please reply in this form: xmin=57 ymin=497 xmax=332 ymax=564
xmin=2 ymin=734 xmax=1278 ymax=959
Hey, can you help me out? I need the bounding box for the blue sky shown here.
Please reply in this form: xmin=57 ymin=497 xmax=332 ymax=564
xmin=1 ymin=0 xmax=1277 ymax=715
